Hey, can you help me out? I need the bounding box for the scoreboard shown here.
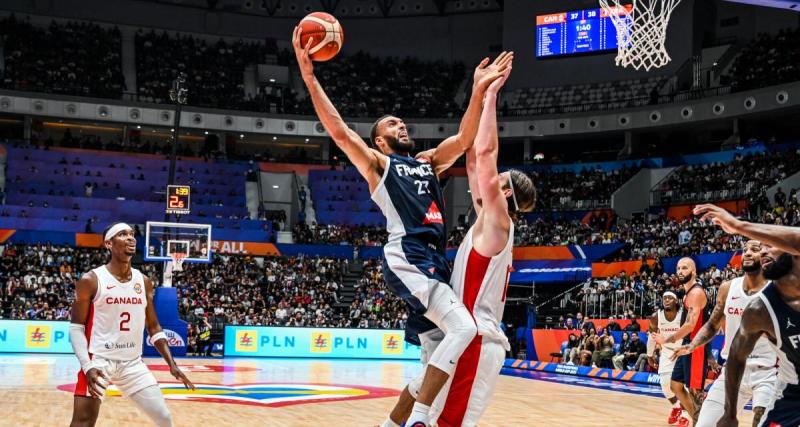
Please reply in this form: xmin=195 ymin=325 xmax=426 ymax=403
xmin=536 ymin=6 xmax=632 ymax=59
xmin=166 ymin=184 xmax=191 ymax=215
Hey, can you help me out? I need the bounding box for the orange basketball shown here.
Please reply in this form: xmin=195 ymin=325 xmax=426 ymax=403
xmin=298 ymin=12 xmax=344 ymax=62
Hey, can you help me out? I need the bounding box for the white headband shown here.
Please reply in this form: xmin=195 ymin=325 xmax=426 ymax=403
xmin=104 ymin=223 xmax=133 ymax=241
xmin=663 ymin=291 xmax=677 ymax=299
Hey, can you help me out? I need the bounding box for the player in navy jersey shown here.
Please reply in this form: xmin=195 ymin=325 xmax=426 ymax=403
xmin=293 ymin=26 xmax=513 ymax=427
xmin=692 ymin=205 xmax=800 ymax=427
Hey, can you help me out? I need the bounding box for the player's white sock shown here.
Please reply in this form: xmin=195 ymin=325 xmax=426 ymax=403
xmin=407 ymin=402 xmax=431 ymax=426
xmin=380 ymin=418 xmax=400 ymax=427
xmin=673 ymin=401 xmax=681 ymax=408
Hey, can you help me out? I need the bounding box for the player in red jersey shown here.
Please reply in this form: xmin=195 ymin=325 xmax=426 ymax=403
xmin=381 ymin=60 xmax=536 ymax=427
xmin=654 ymin=257 xmax=711 ymax=426
xmin=69 ymin=222 xmax=194 ymax=427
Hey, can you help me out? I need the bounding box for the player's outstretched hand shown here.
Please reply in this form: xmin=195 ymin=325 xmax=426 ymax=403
xmin=292 ymin=26 xmax=315 ymax=80
xmin=473 ymin=51 xmax=514 ymax=93
xmin=86 ymin=367 xmax=110 ymax=399
xmin=170 ymin=364 xmax=196 ymax=390
xmin=487 ymin=65 xmax=511 ymax=95
xmin=670 ymin=344 xmax=692 ymax=361
xmin=693 ymin=204 xmax=742 ymax=235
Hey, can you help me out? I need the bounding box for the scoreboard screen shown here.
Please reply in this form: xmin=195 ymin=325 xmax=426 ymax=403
xmin=536 ymin=6 xmax=631 ymax=59
xmin=166 ymin=185 xmax=191 ymax=215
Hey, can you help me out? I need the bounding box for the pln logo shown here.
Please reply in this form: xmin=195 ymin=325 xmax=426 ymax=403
xmin=382 ymin=333 xmax=403 ymax=355
xmin=310 ymin=332 xmax=331 ymax=353
xmin=235 ymin=330 xmax=258 ymax=353
xmin=26 ymin=325 xmax=51 ymax=349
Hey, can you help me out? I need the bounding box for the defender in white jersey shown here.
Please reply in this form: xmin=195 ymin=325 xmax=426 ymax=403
xmin=383 ymin=64 xmax=536 ymax=427
xmin=648 ymin=292 xmax=685 ymax=425
xmin=671 ymin=240 xmax=776 ymax=427
xmin=69 ymin=223 xmax=194 ymax=427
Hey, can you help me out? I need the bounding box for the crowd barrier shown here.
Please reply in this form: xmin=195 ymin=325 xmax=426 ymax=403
xmin=223 ymin=325 xmax=421 ymax=359
xmin=527 ymin=328 xmax=725 ymax=362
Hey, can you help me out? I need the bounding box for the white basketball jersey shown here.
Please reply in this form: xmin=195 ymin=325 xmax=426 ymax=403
xmin=722 ymin=276 xmax=776 ymax=367
xmin=657 ymin=308 xmax=683 ymax=374
xmin=450 ymin=224 xmax=513 ymax=350
xmin=86 ymin=265 xmax=147 ymax=361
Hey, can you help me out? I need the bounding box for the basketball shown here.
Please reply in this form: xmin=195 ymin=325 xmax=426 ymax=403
xmin=298 ymin=12 xmax=343 ymax=62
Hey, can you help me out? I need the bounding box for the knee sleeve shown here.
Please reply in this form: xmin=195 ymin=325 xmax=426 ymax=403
xmin=426 ymin=304 xmax=477 ymax=377
xmin=130 ymin=385 xmax=173 ymax=427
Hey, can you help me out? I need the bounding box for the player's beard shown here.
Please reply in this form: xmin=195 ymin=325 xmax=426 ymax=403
xmin=741 ymin=259 xmax=761 ymax=273
xmin=763 ymin=253 xmax=793 ymax=280
xmin=678 ymin=271 xmax=694 ymax=284
xmin=383 ymin=134 xmax=414 ymax=154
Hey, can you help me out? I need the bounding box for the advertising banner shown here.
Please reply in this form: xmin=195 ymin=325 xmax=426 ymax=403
xmin=0 ymin=320 xmax=73 ymax=353
xmin=224 ymin=326 xmax=421 ymax=359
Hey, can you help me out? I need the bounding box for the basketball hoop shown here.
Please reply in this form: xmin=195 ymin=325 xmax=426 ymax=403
xmin=598 ymin=0 xmax=682 ymax=71
xmin=170 ymin=252 xmax=186 ymax=272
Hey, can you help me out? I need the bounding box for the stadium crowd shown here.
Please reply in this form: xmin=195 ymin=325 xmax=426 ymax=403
xmin=135 ymin=30 xmax=292 ymax=109
xmin=654 ymin=150 xmax=800 ymax=205
xmin=530 ymin=165 xmax=642 ymax=211
xmin=0 ymin=15 xmax=125 ymax=98
xmin=292 ymin=222 xmax=388 ymax=246
xmin=728 ymin=27 xmax=800 ymax=91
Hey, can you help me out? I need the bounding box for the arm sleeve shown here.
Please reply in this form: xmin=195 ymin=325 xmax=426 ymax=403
xmin=70 ymin=323 xmax=97 ymax=373
xmin=646 ymin=336 xmax=656 ymax=357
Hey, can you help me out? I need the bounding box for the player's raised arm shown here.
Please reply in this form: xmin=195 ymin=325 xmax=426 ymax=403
xmin=472 ymin=67 xmax=512 ymax=255
xmin=143 ymin=276 xmax=195 ymax=390
xmin=293 ymin=26 xmax=385 ymax=189
xmin=717 ymin=298 xmax=775 ymax=427
xmin=695 ymin=204 xmax=800 ymax=255
xmin=426 ymin=52 xmax=514 ymax=176
xmin=672 ymin=280 xmax=730 ymax=360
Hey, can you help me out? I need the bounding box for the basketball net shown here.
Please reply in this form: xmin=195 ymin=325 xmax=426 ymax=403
xmin=170 ymin=252 xmax=186 ymax=272
xmin=598 ymin=0 xmax=682 ymax=71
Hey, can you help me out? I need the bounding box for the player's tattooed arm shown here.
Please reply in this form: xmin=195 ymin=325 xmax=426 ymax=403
xmin=292 ymin=25 xmax=385 ymax=189
xmin=718 ymin=298 xmax=774 ymax=427
xmin=660 ymin=289 xmax=705 ymax=345
xmin=676 ymin=281 xmax=730 ymax=359
xmin=143 ymin=275 xmax=195 ymax=390
xmin=426 ymin=52 xmax=514 ymax=176
xmin=695 ymin=204 xmax=800 ymax=255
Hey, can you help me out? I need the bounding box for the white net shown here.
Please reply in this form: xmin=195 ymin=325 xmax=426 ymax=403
xmin=170 ymin=253 xmax=186 ymax=272
xmin=598 ymin=0 xmax=682 ymax=71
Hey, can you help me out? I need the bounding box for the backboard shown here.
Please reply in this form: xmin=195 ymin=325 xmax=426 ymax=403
xmin=144 ymin=221 xmax=212 ymax=263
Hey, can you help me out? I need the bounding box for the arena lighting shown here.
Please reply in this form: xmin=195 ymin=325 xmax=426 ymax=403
xmin=272 ymin=136 xmax=277 ymax=140
xmin=272 ymin=185 xmax=279 ymax=189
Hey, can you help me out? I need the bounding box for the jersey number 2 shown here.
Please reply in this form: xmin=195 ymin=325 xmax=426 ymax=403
xmin=414 ymin=180 xmax=430 ymax=195
xmin=119 ymin=312 xmax=131 ymax=331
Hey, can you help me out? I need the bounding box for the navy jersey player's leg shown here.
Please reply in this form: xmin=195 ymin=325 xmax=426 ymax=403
xmin=759 ymin=384 xmax=800 ymax=427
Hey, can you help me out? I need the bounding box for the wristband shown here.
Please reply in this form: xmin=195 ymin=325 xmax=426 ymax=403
xmin=150 ymin=331 xmax=168 ymax=345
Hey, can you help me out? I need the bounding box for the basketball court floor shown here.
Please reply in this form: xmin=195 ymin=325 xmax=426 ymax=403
xmin=1 ymin=354 xmax=754 ymax=426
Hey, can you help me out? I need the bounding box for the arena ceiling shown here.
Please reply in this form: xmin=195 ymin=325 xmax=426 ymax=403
xmin=138 ymin=0 xmax=503 ymax=17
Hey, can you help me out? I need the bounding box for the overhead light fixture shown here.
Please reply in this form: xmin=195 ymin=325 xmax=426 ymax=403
xmin=272 ymin=185 xmax=279 ymax=189
xmin=269 ymin=78 xmax=276 ymax=83
xmin=305 ymin=138 xmax=309 ymax=142
xmin=240 ymin=134 xmax=244 ymax=138
xmin=272 ymin=136 xmax=277 ymax=141
xmin=204 ymin=131 xmax=209 ymax=135
xmin=136 ymin=125 xmax=141 ymax=129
